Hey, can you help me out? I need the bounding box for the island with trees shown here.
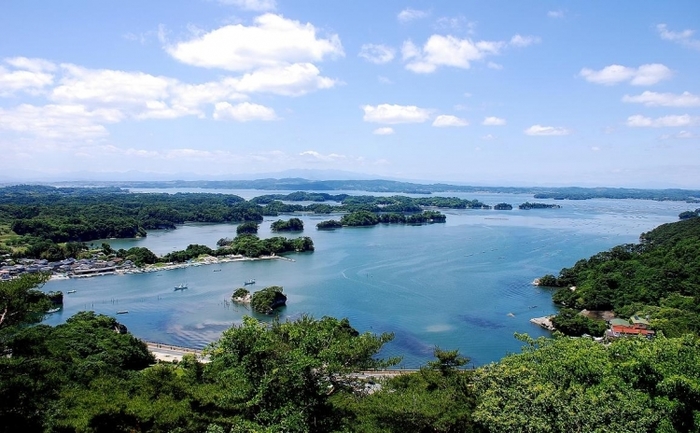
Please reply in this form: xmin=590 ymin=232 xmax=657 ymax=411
xmin=270 ymin=218 xmax=304 ymax=232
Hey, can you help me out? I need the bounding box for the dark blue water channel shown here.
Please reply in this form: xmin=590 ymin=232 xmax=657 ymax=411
xmin=42 ymin=191 xmax=692 ymax=367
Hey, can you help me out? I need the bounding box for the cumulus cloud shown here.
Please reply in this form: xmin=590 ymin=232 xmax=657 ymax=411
xmin=482 ymin=116 xmax=506 ymax=125
xmin=299 ymin=150 xmax=347 ymax=162
xmin=359 ymin=44 xmax=395 ymax=64
xmin=232 ymin=63 xmax=338 ymax=96
xmin=509 ymin=34 xmax=541 ymax=47
xmin=659 ymin=130 xmax=697 ymax=140
xmin=432 ymin=115 xmax=468 ymax=127
xmin=373 ymin=127 xmax=395 ymax=135
xmin=579 ymin=64 xmax=672 ymax=86
xmin=52 ymin=64 xmax=174 ymax=105
xmin=5 ymin=57 xmax=56 ymax=72
xmin=362 ymin=104 xmax=431 ymax=124
xmin=213 ymin=101 xmax=277 ymax=121
xmin=0 ymin=103 xmax=123 ymax=139
xmin=0 ymin=57 xmax=58 ymax=96
xmin=218 ymin=0 xmax=276 ymax=11
xmin=166 ymin=14 xmax=344 ymax=71
xmin=402 ymin=35 xmax=505 ymax=73
xmin=656 ymin=24 xmax=700 ymax=50
xmin=626 ymin=114 xmax=698 ymax=128
xmin=622 ymin=91 xmax=700 ymax=107
xmin=398 ymin=8 xmax=428 ymax=23
xmin=524 ymin=124 xmax=571 ymax=136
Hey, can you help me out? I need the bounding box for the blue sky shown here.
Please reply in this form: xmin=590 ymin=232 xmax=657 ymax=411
xmin=1 ymin=1 xmax=699 ymax=187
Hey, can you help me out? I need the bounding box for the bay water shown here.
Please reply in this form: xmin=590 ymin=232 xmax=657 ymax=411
xmin=42 ymin=191 xmax=692 ymax=367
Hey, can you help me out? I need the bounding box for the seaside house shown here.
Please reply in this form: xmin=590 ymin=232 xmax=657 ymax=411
xmin=606 ymin=316 xmax=655 ymax=339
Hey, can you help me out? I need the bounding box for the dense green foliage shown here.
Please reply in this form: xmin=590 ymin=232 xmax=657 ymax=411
xmin=250 ymin=285 xmax=287 ymax=314
xmin=518 ymin=202 xmax=561 ymax=209
xmin=271 ymin=217 xmax=304 ymax=232
xmin=492 ymin=203 xmax=512 ymax=210
xmin=0 ymin=273 xmax=51 ymax=346
xmin=679 ymin=208 xmax=700 ymax=219
xmin=550 ymin=308 xmax=607 ymax=337
xmin=340 ymin=210 xmax=446 ymax=227
xmin=316 ymin=219 xmax=343 ymax=229
xmin=473 ymin=334 xmax=700 ymax=432
xmin=235 ymin=221 xmax=259 ymax=235
xmin=231 ymin=287 xmax=249 ymax=300
xmin=543 ymin=217 xmax=700 ymax=337
xmin=225 ymin=234 xmax=314 ymax=257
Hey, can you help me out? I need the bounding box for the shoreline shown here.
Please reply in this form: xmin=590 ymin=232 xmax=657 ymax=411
xmin=48 ymin=254 xmax=294 ymax=281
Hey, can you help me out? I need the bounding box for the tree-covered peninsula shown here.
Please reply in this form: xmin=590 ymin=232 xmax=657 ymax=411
xmin=539 ymin=217 xmax=700 ymax=337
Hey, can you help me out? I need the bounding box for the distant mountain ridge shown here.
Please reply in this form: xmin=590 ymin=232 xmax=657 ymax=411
xmin=22 ymin=178 xmax=700 ymax=202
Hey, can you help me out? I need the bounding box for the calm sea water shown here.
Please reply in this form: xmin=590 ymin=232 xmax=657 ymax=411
xmin=42 ymin=191 xmax=692 ymax=367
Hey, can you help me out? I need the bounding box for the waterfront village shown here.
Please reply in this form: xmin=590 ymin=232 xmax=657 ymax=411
xmin=0 ymin=253 xmax=288 ymax=282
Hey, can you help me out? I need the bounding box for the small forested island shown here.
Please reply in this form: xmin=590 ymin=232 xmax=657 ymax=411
xmin=339 ymin=210 xmax=446 ymax=227
xmin=250 ymin=285 xmax=287 ymax=314
xmin=518 ymin=202 xmax=561 ymax=210
xmin=493 ymin=203 xmax=513 ymax=210
xmin=316 ymin=220 xmax=343 ymax=230
xmin=270 ymin=217 xmax=304 ymax=232
xmin=679 ymin=208 xmax=700 ymax=219
xmin=537 ymin=216 xmax=700 ymax=338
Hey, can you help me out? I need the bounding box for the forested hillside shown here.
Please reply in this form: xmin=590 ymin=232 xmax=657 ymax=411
xmin=541 ymin=217 xmax=700 ymax=337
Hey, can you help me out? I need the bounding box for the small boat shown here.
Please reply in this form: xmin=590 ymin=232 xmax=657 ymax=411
xmin=47 ymin=307 xmax=61 ymax=314
xmin=213 ymin=269 xmax=222 ymax=272
xmin=67 ymin=290 xmax=77 ymax=294
xmin=116 ymin=310 xmax=129 ymax=314
xmin=174 ymin=283 xmax=188 ymax=291
xmin=244 ymin=279 xmax=256 ymax=286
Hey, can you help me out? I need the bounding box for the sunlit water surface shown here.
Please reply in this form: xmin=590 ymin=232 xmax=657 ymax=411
xmin=42 ymin=191 xmax=692 ymax=366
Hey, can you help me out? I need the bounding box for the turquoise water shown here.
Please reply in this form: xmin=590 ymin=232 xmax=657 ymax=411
xmin=43 ymin=192 xmax=692 ymax=367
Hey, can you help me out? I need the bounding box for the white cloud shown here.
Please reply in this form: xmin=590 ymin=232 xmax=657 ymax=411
xmin=373 ymin=127 xmax=395 ymax=135
xmin=481 ymin=134 xmax=496 ymax=140
xmin=487 ymin=62 xmax=503 ymax=70
xmin=432 ymin=114 xmax=468 ymax=127
xmin=218 ymin=0 xmax=276 ymax=11
xmin=656 ymin=24 xmax=700 ymax=50
xmin=659 ymin=130 xmax=697 ymax=140
xmin=5 ymin=57 xmax=56 ymax=72
xmin=509 ymin=34 xmax=541 ymax=47
xmin=524 ymin=124 xmax=571 ymax=136
xmin=626 ymin=114 xmax=699 ymax=128
xmin=482 ymin=116 xmax=506 ymax=126
xmin=434 ymin=16 xmax=471 ymax=32
xmin=53 ymin=64 xmax=174 ymax=105
xmin=232 ymin=63 xmax=338 ymax=96
xmin=0 ymin=66 xmax=54 ymax=96
xmin=362 ymin=104 xmax=431 ymax=124
xmin=213 ymin=101 xmax=277 ymax=121
xmin=359 ymin=44 xmax=395 ymax=64
xmin=166 ymin=14 xmax=344 ymax=71
xmin=299 ymin=150 xmax=347 ymax=161
xmin=622 ymin=91 xmax=700 ymax=107
xmin=547 ymin=10 xmax=565 ymax=18
xmin=402 ymin=35 xmax=505 ymax=73
xmin=579 ymin=64 xmax=672 ymax=86
xmin=398 ymin=8 xmax=428 ymax=23
xmin=0 ymin=103 xmax=123 ymax=139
